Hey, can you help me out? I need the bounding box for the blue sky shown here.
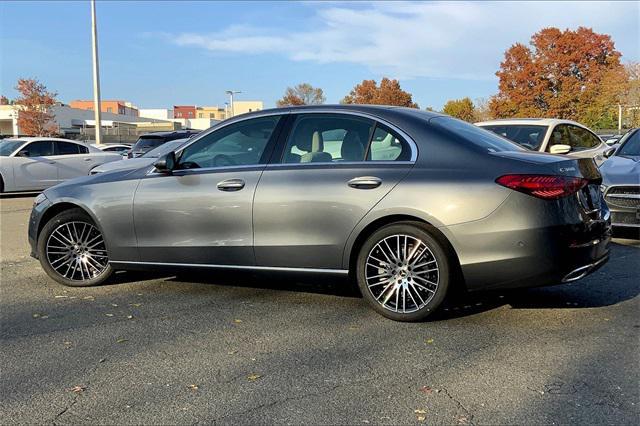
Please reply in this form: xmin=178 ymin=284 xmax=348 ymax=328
xmin=1 ymin=1 xmax=638 ymax=110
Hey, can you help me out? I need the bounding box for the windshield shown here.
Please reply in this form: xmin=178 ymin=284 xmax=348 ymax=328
xmin=616 ymin=129 xmax=639 ymax=157
xmin=0 ymin=139 xmax=25 ymax=156
xmin=132 ymin=136 xmax=165 ymax=152
xmin=480 ymin=124 xmax=548 ymax=151
xmin=142 ymin=139 xmax=188 ymax=158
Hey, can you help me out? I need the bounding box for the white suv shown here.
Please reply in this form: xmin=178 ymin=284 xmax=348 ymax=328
xmin=476 ymin=119 xmax=610 ymax=165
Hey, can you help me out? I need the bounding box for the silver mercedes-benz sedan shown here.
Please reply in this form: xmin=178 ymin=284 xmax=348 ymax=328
xmin=28 ymin=106 xmax=611 ymax=321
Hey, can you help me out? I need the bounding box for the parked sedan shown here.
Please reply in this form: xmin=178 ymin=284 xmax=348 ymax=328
xmin=89 ymin=138 xmax=190 ymax=174
xmin=92 ymin=143 xmax=132 ymax=156
xmin=0 ymin=137 xmax=122 ymax=192
xmin=128 ymin=130 xmax=199 ymax=158
xmin=477 ymin=118 xmax=610 ymax=165
xmin=600 ymin=128 xmax=640 ymax=235
xmin=29 ymin=106 xmax=610 ymax=321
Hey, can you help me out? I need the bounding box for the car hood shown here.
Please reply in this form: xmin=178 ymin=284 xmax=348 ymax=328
xmin=600 ymin=155 xmax=640 ymax=186
xmin=92 ymin=157 xmax=155 ymax=173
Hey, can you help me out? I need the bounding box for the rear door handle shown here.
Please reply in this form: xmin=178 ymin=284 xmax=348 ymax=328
xmin=217 ymin=178 xmax=245 ymax=191
xmin=348 ymin=176 xmax=382 ymax=189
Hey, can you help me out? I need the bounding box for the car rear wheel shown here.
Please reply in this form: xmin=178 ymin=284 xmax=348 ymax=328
xmin=37 ymin=208 xmax=113 ymax=287
xmin=356 ymin=222 xmax=450 ymax=321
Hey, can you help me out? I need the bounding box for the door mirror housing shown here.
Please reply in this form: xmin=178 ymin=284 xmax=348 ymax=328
xmin=16 ymin=150 xmax=29 ymax=157
xmin=154 ymin=151 xmax=176 ymax=173
xmin=549 ymin=144 xmax=571 ymax=155
xmin=603 ymin=147 xmax=616 ymax=158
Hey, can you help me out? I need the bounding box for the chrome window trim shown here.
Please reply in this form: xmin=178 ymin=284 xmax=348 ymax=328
xmin=147 ymin=163 xmax=265 ymax=176
xmin=168 ymin=108 xmax=418 ymax=167
xmin=265 ymin=161 xmax=415 ymax=169
xmin=110 ymin=260 xmax=349 ymax=274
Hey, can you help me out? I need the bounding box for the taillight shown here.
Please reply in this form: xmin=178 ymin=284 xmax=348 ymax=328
xmin=496 ymin=174 xmax=588 ymax=200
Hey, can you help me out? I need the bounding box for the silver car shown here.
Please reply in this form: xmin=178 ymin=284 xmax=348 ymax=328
xmin=89 ymin=139 xmax=190 ymax=175
xmin=476 ymin=118 xmax=610 ymax=165
xmin=600 ymin=128 xmax=640 ymax=235
xmin=0 ymin=137 xmax=121 ymax=192
xmin=28 ymin=106 xmax=611 ymax=321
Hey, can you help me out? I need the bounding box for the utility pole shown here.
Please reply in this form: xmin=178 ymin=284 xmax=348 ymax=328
xmin=91 ymin=0 xmax=103 ymax=145
xmin=618 ymin=104 xmax=623 ymax=134
xmin=225 ymin=90 xmax=241 ymax=118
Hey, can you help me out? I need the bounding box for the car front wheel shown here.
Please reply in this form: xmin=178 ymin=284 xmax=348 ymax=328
xmin=37 ymin=208 xmax=113 ymax=287
xmin=356 ymin=222 xmax=450 ymax=321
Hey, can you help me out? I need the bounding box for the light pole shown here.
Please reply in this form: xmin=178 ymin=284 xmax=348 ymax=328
xmin=225 ymin=90 xmax=241 ymax=118
xmin=90 ymin=0 xmax=103 ymax=145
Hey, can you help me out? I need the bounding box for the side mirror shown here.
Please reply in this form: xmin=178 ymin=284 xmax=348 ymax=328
xmin=154 ymin=151 xmax=176 ymax=173
xmin=603 ymin=147 xmax=616 ymax=158
xmin=16 ymin=150 xmax=29 ymax=157
xmin=549 ymin=144 xmax=571 ymax=155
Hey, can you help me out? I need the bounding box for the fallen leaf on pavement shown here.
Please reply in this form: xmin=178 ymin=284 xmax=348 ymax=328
xmin=82 ymin=296 xmax=95 ymax=300
xmin=247 ymin=373 xmax=261 ymax=381
xmin=420 ymin=386 xmax=433 ymax=394
xmin=54 ymin=295 xmax=68 ymax=299
xmin=414 ymin=409 xmax=427 ymax=414
xmin=111 ymin=303 xmax=118 ymax=307
xmin=99 ymin=358 xmax=106 ymax=363
xmin=188 ymin=384 xmax=199 ymax=391
xmin=425 ymin=338 xmax=434 ymax=344
xmin=116 ymin=338 xmax=128 ymax=344
xmin=69 ymin=385 xmax=86 ymax=393
xmin=105 ymin=313 xmax=114 ymax=317
xmin=233 ymin=319 xmax=243 ymax=324
xmin=127 ymin=315 xmax=134 ymax=319
xmin=129 ymin=303 xmax=142 ymax=307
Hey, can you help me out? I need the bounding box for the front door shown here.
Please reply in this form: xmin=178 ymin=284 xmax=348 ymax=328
xmin=133 ymin=115 xmax=284 ymax=265
xmin=253 ymin=113 xmax=415 ymax=270
xmin=54 ymin=141 xmax=95 ymax=180
xmin=13 ymin=140 xmax=59 ymax=190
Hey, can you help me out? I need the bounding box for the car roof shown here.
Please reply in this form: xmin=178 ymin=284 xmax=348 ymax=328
xmin=475 ymin=118 xmax=584 ymax=127
xmin=16 ymin=137 xmax=90 ymax=144
xmin=140 ymin=130 xmax=199 ymax=137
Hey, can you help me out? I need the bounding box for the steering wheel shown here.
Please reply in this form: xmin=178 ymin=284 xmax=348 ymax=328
xmin=213 ymin=154 xmax=237 ymax=167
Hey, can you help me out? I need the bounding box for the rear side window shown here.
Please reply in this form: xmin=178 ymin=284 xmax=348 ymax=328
xmin=282 ymin=114 xmax=373 ymax=163
xmin=367 ymin=125 xmax=412 ymax=161
xmin=548 ymin=124 xmax=571 ymax=151
xmin=134 ymin=137 xmax=165 ymax=151
xmin=432 ymin=117 xmax=523 ymax=153
xmin=55 ymin=141 xmax=80 ymax=155
xmin=24 ymin=141 xmax=54 ymax=157
xmin=568 ymin=126 xmax=601 ymax=150
xmin=481 ymin=124 xmax=547 ymax=151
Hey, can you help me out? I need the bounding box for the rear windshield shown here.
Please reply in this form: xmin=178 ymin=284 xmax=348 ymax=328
xmin=480 ymin=124 xmax=548 ymax=151
xmin=431 ymin=117 xmax=524 ymax=153
xmin=133 ymin=136 xmax=165 ymax=151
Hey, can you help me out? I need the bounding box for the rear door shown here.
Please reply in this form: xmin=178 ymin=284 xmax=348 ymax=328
xmin=12 ymin=140 xmax=59 ymax=190
xmin=132 ymin=114 xmax=285 ymax=265
xmin=54 ymin=141 xmax=96 ymax=180
xmin=253 ymin=112 xmax=416 ymax=270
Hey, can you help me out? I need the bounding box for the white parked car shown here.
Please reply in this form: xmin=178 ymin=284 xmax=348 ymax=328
xmin=476 ymin=119 xmax=610 ymax=165
xmin=0 ymin=137 xmax=122 ymax=192
xmin=90 ymin=138 xmax=190 ymax=174
xmin=91 ymin=143 xmax=131 ymax=156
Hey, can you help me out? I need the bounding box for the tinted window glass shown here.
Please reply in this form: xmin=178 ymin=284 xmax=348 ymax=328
xmin=133 ymin=137 xmax=165 ymax=152
xmin=617 ymin=130 xmax=640 ymax=156
xmin=367 ymin=125 xmax=411 ymax=161
xmin=55 ymin=141 xmax=80 ymax=155
xmin=431 ymin=117 xmax=523 ymax=153
xmin=0 ymin=140 xmax=25 ymax=156
xmin=143 ymin=139 xmax=187 ymax=158
xmin=25 ymin=141 xmax=54 ymax=157
xmin=78 ymin=144 xmax=89 ymax=154
xmin=481 ymin=124 xmax=547 ymax=151
xmin=179 ymin=116 xmax=280 ymax=169
xmin=547 ymin=125 xmax=571 ymax=151
xmin=282 ymin=114 xmax=373 ymax=163
xmin=568 ymin=126 xmax=601 ymax=150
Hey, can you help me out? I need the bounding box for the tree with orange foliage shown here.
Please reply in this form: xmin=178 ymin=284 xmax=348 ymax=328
xmin=489 ymin=27 xmax=628 ymax=129
xmin=14 ymin=78 xmax=58 ymax=136
xmin=276 ymin=83 xmax=326 ymax=107
xmin=342 ymin=78 xmax=418 ymax=108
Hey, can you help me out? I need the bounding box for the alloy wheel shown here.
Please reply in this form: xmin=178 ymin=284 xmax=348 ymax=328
xmin=45 ymin=221 xmax=109 ymax=281
xmin=365 ymin=234 xmax=439 ymax=313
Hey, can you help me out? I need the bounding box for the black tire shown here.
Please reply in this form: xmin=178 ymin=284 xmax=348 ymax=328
xmin=356 ymin=222 xmax=451 ymax=321
xmin=37 ymin=208 xmax=113 ymax=287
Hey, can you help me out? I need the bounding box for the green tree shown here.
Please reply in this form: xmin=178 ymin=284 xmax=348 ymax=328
xmin=442 ymin=97 xmax=477 ymax=122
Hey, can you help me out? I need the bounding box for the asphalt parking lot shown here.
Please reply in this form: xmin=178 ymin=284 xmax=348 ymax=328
xmin=1 ymin=194 xmax=639 ymax=425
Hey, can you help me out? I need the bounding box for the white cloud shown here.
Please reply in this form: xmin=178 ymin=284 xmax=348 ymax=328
xmin=167 ymin=1 xmax=639 ymax=80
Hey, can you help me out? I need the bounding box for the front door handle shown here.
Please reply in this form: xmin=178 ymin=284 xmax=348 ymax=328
xmin=348 ymin=176 xmax=382 ymax=189
xmin=217 ymin=178 xmax=245 ymax=191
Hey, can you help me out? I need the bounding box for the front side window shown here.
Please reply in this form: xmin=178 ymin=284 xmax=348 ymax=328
xmin=24 ymin=141 xmax=54 ymax=157
xmin=282 ymin=114 xmax=373 ymax=163
xmin=55 ymin=141 xmax=80 ymax=155
xmin=367 ymin=125 xmax=412 ymax=161
xmin=548 ymin=125 xmax=571 ymax=151
xmin=617 ymin=130 xmax=640 ymax=157
xmin=178 ymin=116 xmax=280 ymax=169
xmin=568 ymin=126 xmax=601 ymax=150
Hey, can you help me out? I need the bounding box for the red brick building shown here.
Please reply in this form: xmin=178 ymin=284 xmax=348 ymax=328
xmin=173 ymin=105 xmax=196 ymax=119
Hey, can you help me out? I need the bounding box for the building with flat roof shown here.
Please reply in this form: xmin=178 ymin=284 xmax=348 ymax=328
xmin=173 ymin=105 xmax=196 ymax=119
xmin=197 ymin=106 xmax=227 ymax=121
xmin=139 ymin=108 xmax=174 ymax=120
xmin=232 ymin=101 xmax=263 ymax=117
xmin=69 ymin=100 xmax=139 ymax=117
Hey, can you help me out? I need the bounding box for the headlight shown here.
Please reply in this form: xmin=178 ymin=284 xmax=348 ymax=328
xmin=33 ymin=193 xmax=47 ymax=206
